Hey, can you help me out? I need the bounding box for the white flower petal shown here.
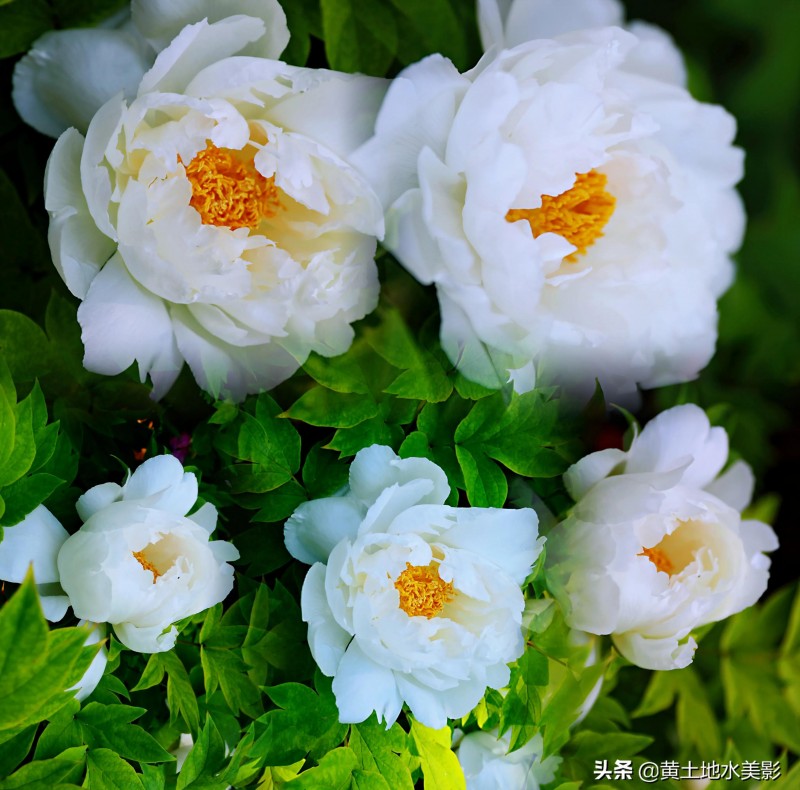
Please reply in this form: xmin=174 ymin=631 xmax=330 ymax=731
xmin=302 ymin=563 xmax=352 ymax=676
xmin=332 ymin=641 xmax=403 ymax=726
xmin=123 ymin=455 xmax=198 ymax=515
xmin=613 ymin=631 xmax=697 ymax=671
xmin=44 ymin=129 xmax=116 ymax=299
xmin=132 ymin=0 xmax=289 ymax=59
xmin=76 ymin=482 xmax=124 ymax=522
xmin=188 ymin=502 xmax=219 ymax=534
xmin=40 ymin=594 xmax=71 ymax=622
xmin=78 ymin=254 xmax=183 ymax=399
xmin=12 ymin=28 xmax=152 ymax=138
xmin=115 ymin=621 xmax=178 ymax=653
xmin=0 ymin=505 xmax=69 ymax=584
xmin=285 ymin=496 xmax=364 ymax=565
xmin=705 ymin=460 xmax=754 ymax=511
xmin=564 ymin=447 xmax=627 ymax=500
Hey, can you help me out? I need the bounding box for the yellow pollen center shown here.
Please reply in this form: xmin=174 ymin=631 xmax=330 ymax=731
xmin=394 ymin=562 xmax=454 ymax=619
xmin=505 ymin=169 xmax=615 ymax=260
xmin=132 ymin=550 xmax=161 ymax=584
xmin=184 ymin=143 xmax=281 ymax=230
xmin=639 ymin=546 xmax=675 ymax=576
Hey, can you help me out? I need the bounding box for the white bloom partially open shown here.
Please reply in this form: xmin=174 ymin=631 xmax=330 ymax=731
xmin=352 ymin=7 xmax=743 ymax=400
xmin=456 ymin=731 xmax=560 ymax=790
xmin=12 ymin=0 xmax=290 ymax=138
xmin=0 ymin=455 xmax=238 ymax=652
xmin=44 ymin=16 xmax=385 ymax=401
xmin=284 ymin=445 xmax=543 ymax=729
xmin=545 ymin=405 xmax=778 ymax=670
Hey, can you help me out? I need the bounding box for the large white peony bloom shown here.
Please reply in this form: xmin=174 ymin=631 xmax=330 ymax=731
xmin=456 ymin=730 xmax=560 ymax=790
xmin=13 ymin=0 xmax=290 ymax=138
xmin=44 ymin=14 xmax=385 ymax=400
xmin=0 ymin=455 xmax=238 ymax=652
xmin=284 ymin=445 xmax=543 ymax=729
xmin=352 ymin=2 xmax=744 ymax=400
xmin=545 ymin=405 xmax=778 ymax=670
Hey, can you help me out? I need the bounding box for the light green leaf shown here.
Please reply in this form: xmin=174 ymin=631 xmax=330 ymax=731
xmin=350 ymin=718 xmax=414 ymax=790
xmin=455 ymin=445 xmax=507 ymax=507
xmin=286 ymin=747 xmax=358 ymax=789
xmin=177 ymin=715 xmax=227 ymax=790
xmin=0 ymin=394 xmax=36 ymax=487
xmin=0 ymin=745 xmax=86 ymax=789
xmin=85 ymin=748 xmax=145 ymax=790
xmin=160 ymin=652 xmax=201 ymax=736
xmin=409 ymin=720 xmax=465 ymax=790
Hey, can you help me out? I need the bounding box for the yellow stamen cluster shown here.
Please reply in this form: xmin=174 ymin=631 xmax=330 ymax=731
xmin=639 ymin=546 xmax=675 ymax=576
xmin=394 ymin=562 xmax=454 ymax=619
xmin=185 ymin=143 xmax=281 ymax=230
xmin=133 ymin=550 xmax=161 ymax=584
xmin=506 ymin=169 xmax=615 ymax=259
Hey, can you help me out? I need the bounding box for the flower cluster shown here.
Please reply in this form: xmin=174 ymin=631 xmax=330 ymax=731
xmin=0 ymin=0 xmax=787 ymax=786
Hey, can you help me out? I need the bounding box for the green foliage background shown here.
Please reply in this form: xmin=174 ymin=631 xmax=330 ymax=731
xmin=0 ymin=0 xmax=797 ymax=788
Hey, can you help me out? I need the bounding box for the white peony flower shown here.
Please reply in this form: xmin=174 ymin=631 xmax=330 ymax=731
xmin=44 ymin=15 xmax=385 ymax=401
xmin=456 ymin=730 xmax=560 ymax=790
xmin=12 ymin=0 xmax=290 ymax=138
xmin=284 ymin=445 xmax=543 ymax=729
xmin=352 ymin=6 xmax=744 ymax=400
xmin=545 ymin=404 xmax=778 ymax=670
xmin=0 ymin=455 xmax=238 ymax=652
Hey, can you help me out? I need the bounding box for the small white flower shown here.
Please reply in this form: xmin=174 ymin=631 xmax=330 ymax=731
xmin=0 ymin=455 xmax=238 ymax=653
xmin=353 ymin=6 xmax=744 ymax=400
xmin=12 ymin=0 xmax=290 ymax=138
xmin=284 ymin=445 xmax=543 ymax=729
xmin=545 ymin=405 xmax=778 ymax=670
xmin=456 ymin=730 xmax=560 ymax=790
xmin=43 ymin=15 xmax=385 ymax=401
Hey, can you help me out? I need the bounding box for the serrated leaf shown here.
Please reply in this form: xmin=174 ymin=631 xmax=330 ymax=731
xmin=328 ymin=416 xmax=397 ymax=457
xmin=251 ymin=479 xmax=307 ymax=522
xmin=160 ymin=652 xmax=201 ymax=736
xmin=303 ymin=351 xmax=370 ymax=394
xmin=302 ymin=442 xmax=349 ymax=499
xmin=409 ymin=720 xmax=465 ymax=790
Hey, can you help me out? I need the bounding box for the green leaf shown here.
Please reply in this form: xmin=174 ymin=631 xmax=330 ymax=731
xmin=0 ymin=311 xmax=52 ymax=383
xmin=320 ymin=0 xmax=397 ymax=75
xmin=409 ymin=720 xmax=465 ymax=790
xmin=0 ymin=384 xmax=15 ymax=471
xmin=500 ymin=649 xmax=548 ymax=750
xmin=131 ymin=655 xmax=165 ymax=693
xmin=160 ymin=652 xmax=201 ymax=736
xmin=77 ymin=703 xmax=173 ymax=764
xmin=0 ymin=745 xmax=86 ymax=789
xmin=455 ymin=445 xmax=508 ymax=507
xmin=251 ymin=479 xmax=307 ymax=522
xmin=0 ymin=724 xmax=36 ymax=777
xmin=0 ymin=473 xmax=65 ymax=527
xmin=0 ymin=394 xmax=36 ymax=487
xmin=350 ymin=718 xmax=414 ymax=790
xmin=200 ymin=647 xmax=262 ymax=719
xmin=52 ymin=0 xmax=127 ymax=27
xmin=302 ymin=442 xmax=349 ymax=499
xmin=277 ymin=0 xmax=322 ymax=65
xmin=303 ymin=351 xmax=370 ymax=394
xmin=177 ymin=715 xmax=227 ymax=790
xmin=328 ymin=416 xmax=398 ymax=457
xmin=34 ymin=701 xmax=83 ymax=760
xmin=85 ymin=748 xmax=145 ymax=790
xmin=242 ymin=395 xmax=301 ymax=473
xmin=285 ymin=389 xmax=380 ymax=428
xmin=390 ymin=0 xmax=468 ymax=70
xmin=286 ymin=747 xmax=358 ymax=789
xmin=251 ymin=679 xmax=347 ymax=766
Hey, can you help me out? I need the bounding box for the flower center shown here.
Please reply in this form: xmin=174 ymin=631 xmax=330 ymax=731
xmin=638 ymin=546 xmax=675 ymax=575
xmin=132 ymin=550 xmax=161 ymax=584
xmin=185 ymin=143 xmax=281 ymax=231
xmin=394 ymin=562 xmax=454 ymax=619
xmin=505 ymin=169 xmax=615 ymax=259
